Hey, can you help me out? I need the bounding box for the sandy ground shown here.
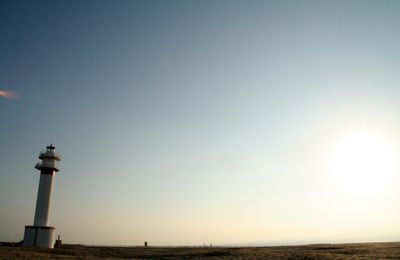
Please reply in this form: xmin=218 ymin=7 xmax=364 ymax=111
xmin=1 ymin=242 xmax=400 ymax=259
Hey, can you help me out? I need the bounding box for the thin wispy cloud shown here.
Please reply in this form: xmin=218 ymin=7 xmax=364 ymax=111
xmin=0 ymin=90 xmax=21 ymax=100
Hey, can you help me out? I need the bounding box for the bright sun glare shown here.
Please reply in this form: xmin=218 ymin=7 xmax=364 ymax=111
xmin=328 ymin=131 xmax=396 ymax=199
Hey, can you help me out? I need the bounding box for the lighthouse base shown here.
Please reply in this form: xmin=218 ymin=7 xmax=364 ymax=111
xmin=23 ymin=226 xmax=56 ymax=248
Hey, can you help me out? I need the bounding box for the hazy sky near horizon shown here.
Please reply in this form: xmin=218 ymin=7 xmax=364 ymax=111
xmin=2 ymin=0 xmax=400 ymax=246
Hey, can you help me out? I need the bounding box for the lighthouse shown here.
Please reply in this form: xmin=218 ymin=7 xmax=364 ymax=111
xmin=23 ymin=145 xmax=61 ymax=248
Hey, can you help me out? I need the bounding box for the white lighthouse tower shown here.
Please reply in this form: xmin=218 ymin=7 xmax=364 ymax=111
xmin=23 ymin=145 xmax=61 ymax=248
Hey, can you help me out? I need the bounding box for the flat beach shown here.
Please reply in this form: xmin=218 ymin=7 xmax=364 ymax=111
xmin=2 ymin=242 xmax=400 ymax=259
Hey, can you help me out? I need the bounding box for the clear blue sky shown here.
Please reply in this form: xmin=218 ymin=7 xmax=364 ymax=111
xmin=2 ymin=0 xmax=400 ymax=246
